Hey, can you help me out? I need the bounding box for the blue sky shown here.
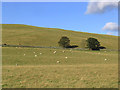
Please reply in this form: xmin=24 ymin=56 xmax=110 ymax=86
xmin=2 ymin=2 xmax=118 ymax=35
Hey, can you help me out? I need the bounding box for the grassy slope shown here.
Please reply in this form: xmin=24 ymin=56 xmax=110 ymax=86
xmin=2 ymin=24 xmax=118 ymax=49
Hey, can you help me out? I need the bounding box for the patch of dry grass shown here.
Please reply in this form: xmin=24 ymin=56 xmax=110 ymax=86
xmin=2 ymin=64 xmax=118 ymax=88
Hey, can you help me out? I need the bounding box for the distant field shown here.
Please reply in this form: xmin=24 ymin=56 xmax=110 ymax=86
xmin=2 ymin=47 xmax=118 ymax=88
xmin=2 ymin=24 xmax=118 ymax=50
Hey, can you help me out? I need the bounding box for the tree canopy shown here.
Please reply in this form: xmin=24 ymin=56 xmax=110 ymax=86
xmin=86 ymin=38 xmax=100 ymax=50
xmin=58 ymin=36 xmax=70 ymax=48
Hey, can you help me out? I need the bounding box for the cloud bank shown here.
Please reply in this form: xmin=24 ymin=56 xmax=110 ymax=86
xmin=85 ymin=0 xmax=118 ymax=14
xmin=102 ymin=22 xmax=119 ymax=31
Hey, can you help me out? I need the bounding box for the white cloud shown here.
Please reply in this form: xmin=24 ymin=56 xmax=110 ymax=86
xmin=85 ymin=0 xmax=118 ymax=14
xmin=102 ymin=22 xmax=119 ymax=31
xmin=106 ymin=32 xmax=114 ymax=35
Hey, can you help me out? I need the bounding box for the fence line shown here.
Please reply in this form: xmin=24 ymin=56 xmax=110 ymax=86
xmin=0 ymin=44 xmax=118 ymax=51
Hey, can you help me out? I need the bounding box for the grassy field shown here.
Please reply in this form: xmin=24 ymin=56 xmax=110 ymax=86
xmin=2 ymin=24 xmax=118 ymax=88
xmin=2 ymin=47 xmax=118 ymax=88
xmin=2 ymin=24 xmax=118 ymax=50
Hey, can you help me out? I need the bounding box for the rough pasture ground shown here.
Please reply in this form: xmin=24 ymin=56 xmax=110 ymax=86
xmin=2 ymin=47 xmax=118 ymax=88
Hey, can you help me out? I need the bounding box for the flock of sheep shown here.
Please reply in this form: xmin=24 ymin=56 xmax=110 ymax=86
xmin=15 ymin=49 xmax=108 ymax=66
xmin=21 ymin=50 xmax=69 ymax=65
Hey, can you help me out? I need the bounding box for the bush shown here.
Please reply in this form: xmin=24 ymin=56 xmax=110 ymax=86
xmin=86 ymin=38 xmax=100 ymax=50
xmin=58 ymin=36 xmax=70 ymax=48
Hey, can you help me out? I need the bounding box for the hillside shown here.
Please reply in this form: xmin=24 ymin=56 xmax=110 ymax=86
xmin=2 ymin=24 xmax=118 ymax=49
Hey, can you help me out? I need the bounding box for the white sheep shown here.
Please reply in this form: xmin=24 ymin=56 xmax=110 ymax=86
xmin=105 ymin=59 xmax=107 ymax=61
xmin=40 ymin=53 xmax=42 ymax=55
xmin=33 ymin=52 xmax=35 ymax=53
xmin=53 ymin=51 xmax=56 ymax=54
xmin=56 ymin=61 xmax=60 ymax=63
xmin=63 ymin=51 xmax=65 ymax=53
xmin=65 ymin=57 xmax=68 ymax=59
xmin=24 ymin=54 xmax=26 ymax=56
xmin=35 ymin=55 xmax=37 ymax=57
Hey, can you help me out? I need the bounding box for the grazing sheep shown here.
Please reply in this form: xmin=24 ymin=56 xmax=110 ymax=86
xmin=24 ymin=54 xmax=26 ymax=56
xmin=56 ymin=61 xmax=60 ymax=63
xmin=35 ymin=55 xmax=37 ymax=57
xmin=40 ymin=53 xmax=42 ymax=55
xmin=33 ymin=52 xmax=35 ymax=53
xmin=65 ymin=57 xmax=68 ymax=59
xmin=53 ymin=51 xmax=56 ymax=54
xmin=105 ymin=59 xmax=107 ymax=61
xmin=16 ymin=64 xmax=18 ymax=66
xmin=63 ymin=51 xmax=65 ymax=53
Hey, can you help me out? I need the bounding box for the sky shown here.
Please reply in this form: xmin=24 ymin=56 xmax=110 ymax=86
xmin=2 ymin=2 xmax=118 ymax=35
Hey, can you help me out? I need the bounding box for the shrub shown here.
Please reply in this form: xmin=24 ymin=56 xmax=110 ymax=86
xmin=86 ymin=38 xmax=100 ymax=50
xmin=58 ymin=36 xmax=70 ymax=48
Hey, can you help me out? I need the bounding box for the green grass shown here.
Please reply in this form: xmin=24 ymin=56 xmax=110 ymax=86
xmin=2 ymin=47 xmax=118 ymax=88
xmin=2 ymin=24 xmax=118 ymax=50
xmin=2 ymin=24 xmax=118 ymax=88
xmin=2 ymin=47 xmax=118 ymax=65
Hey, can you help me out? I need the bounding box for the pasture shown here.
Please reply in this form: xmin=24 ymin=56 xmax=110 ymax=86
xmin=2 ymin=47 xmax=118 ymax=88
xmin=2 ymin=24 xmax=118 ymax=50
xmin=2 ymin=24 xmax=118 ymax=88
